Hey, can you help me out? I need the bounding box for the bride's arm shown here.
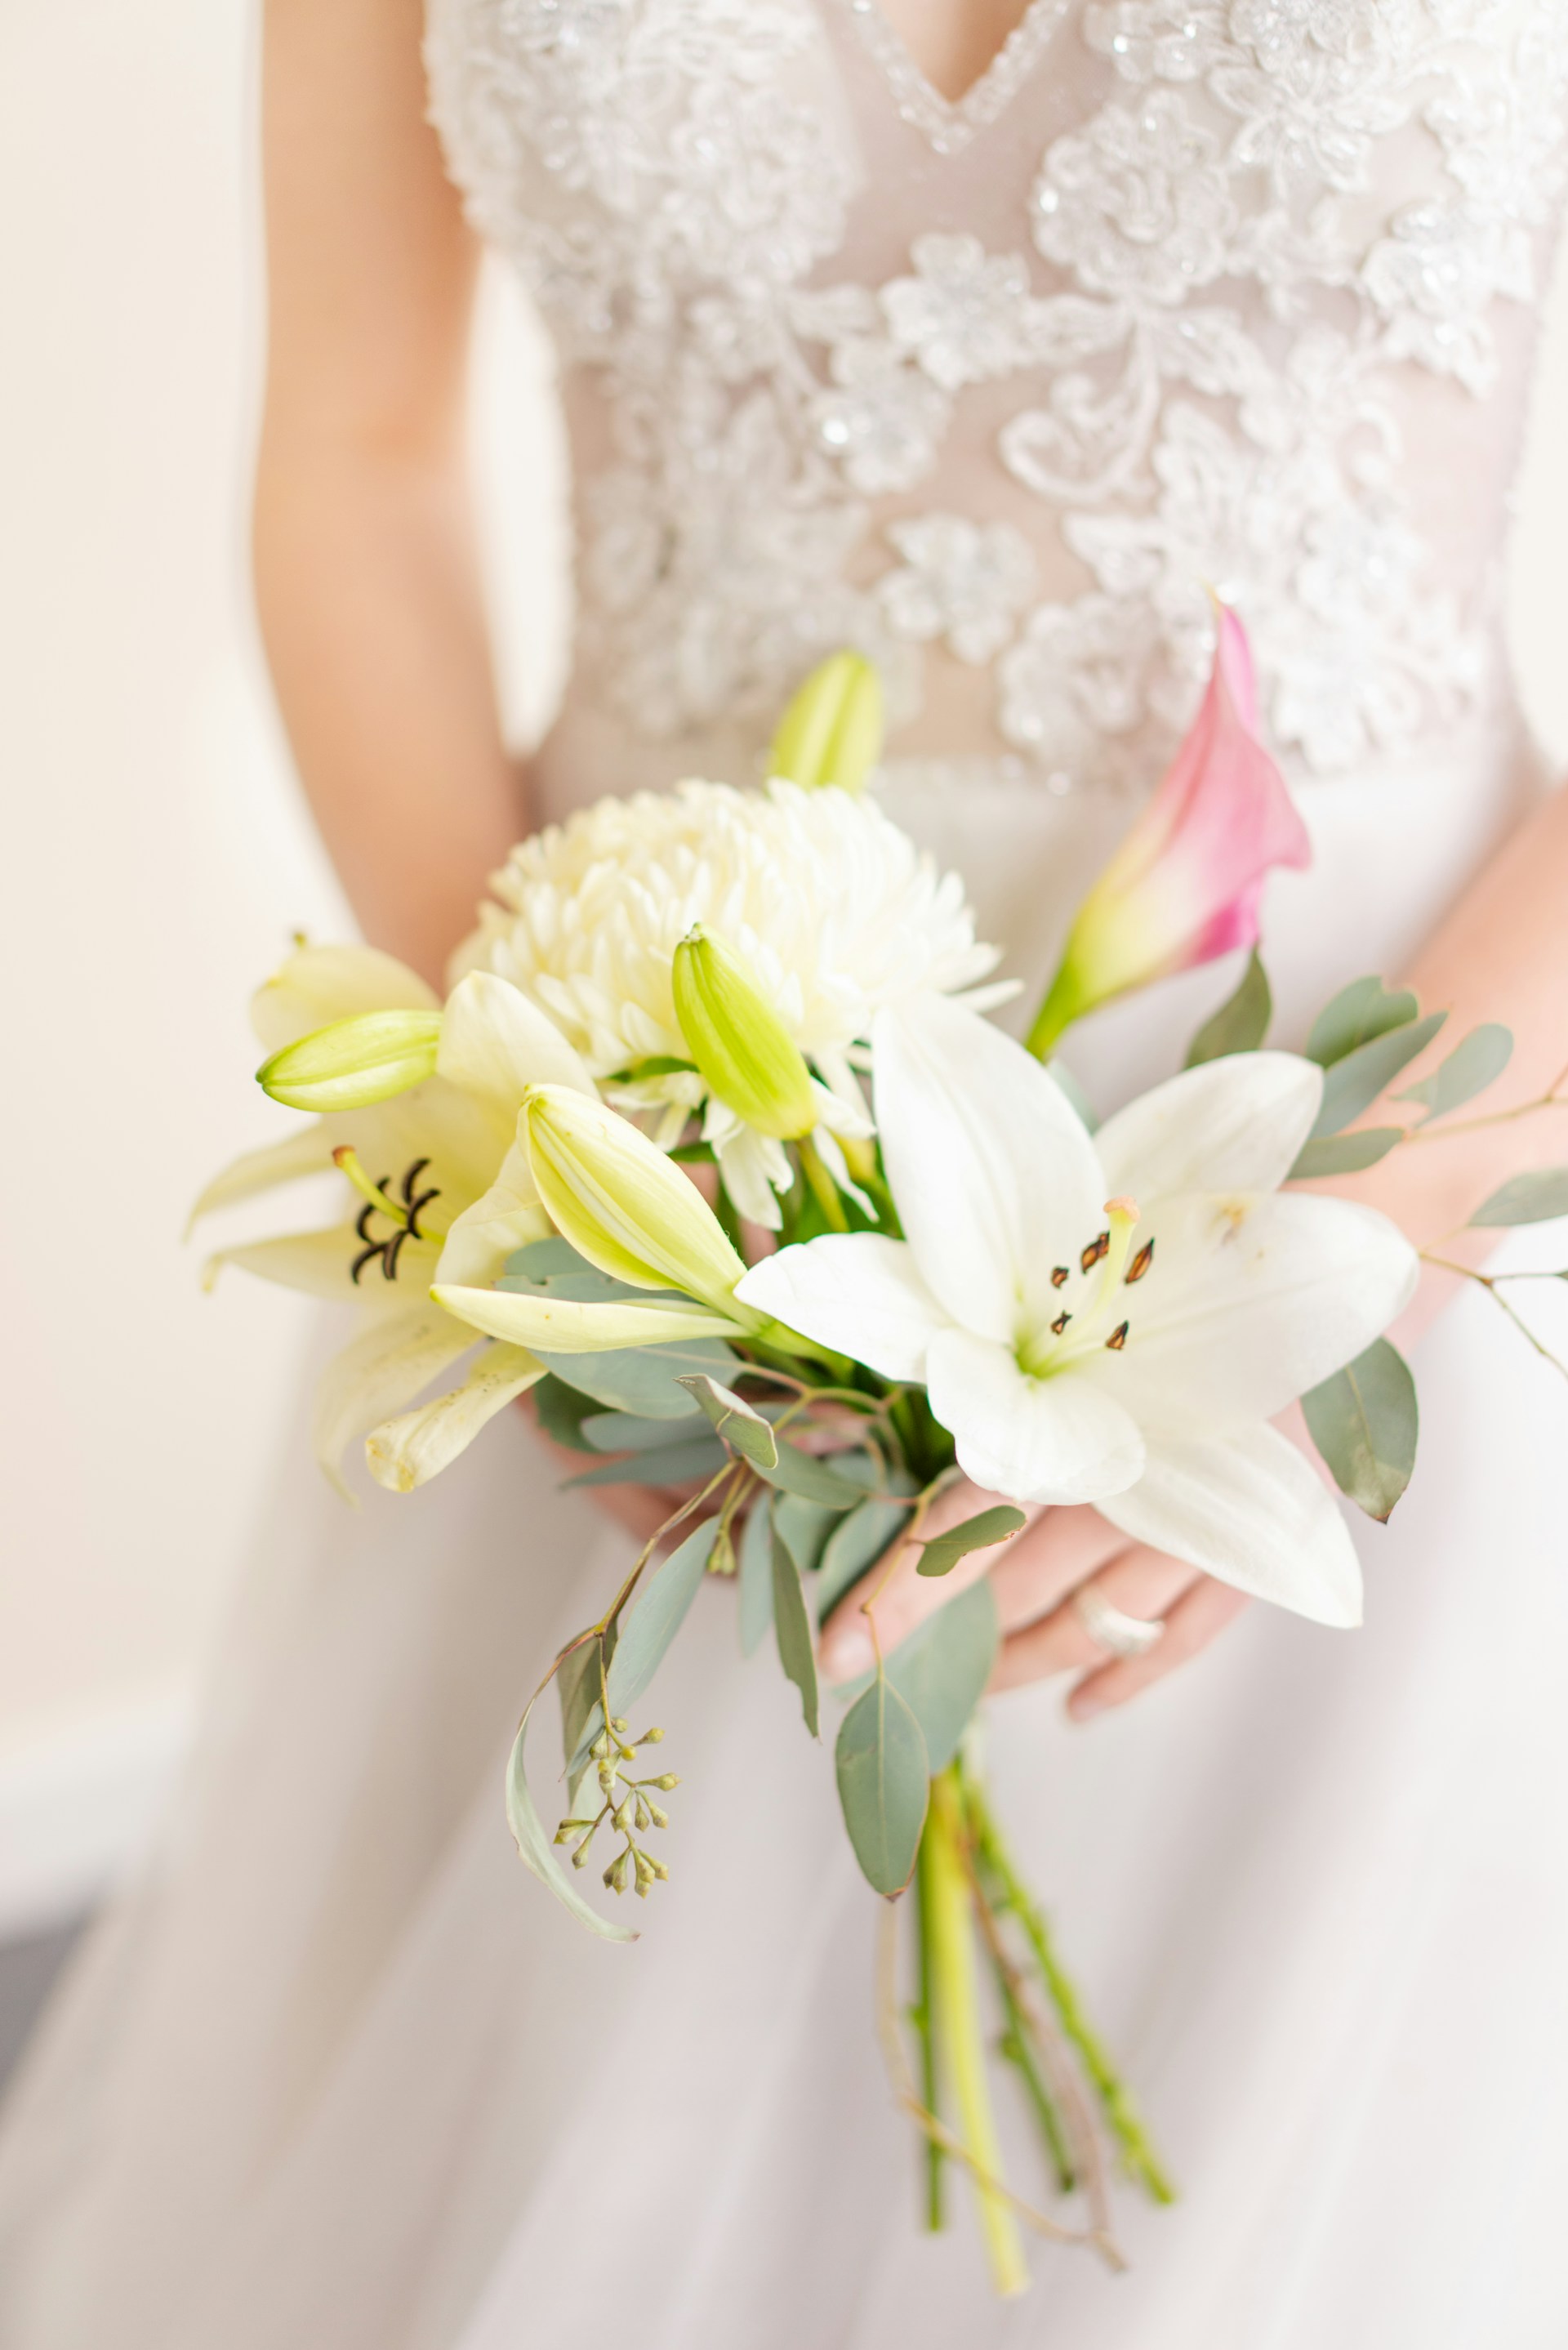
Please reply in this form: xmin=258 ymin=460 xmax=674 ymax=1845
xmin=255 ymin=0 xmax=523 ymax=986
xmin=820 ymin=775 xmax=1568 ymax=1714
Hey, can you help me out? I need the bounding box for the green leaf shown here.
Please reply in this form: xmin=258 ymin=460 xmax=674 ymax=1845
xmin=1468 ymin=1168 xmax=1568 ymax=1228
xmin=886 ymin=1580 xmax=999 ymax=1772
xmin=755 ymin=1441 xmax=869 ymax=1509
xmin=1300 ymin=1338 xmax=1419 ymax=1523
xmin=532 ymin=1373 xmax=601 ymax=1453
xmin=1288 ymin=1127 xmax=1404 ymax=1180
xmin=565 ymin=1436 xmax=728 ymax=1488
xmin=557 ymin=1635 xmax=602 ymax=1773
xmin=775 ymin=1492 xmax=840 ymax=1578
xmin=1184 ymin=949 xmax=1272 ymax=1068
xmin=532 ymin=1339 xmax=742 ymax=1419
xmin=816 ymin=1490 xmax=915 ymax=1621
xmin=915 ymin=1503 xmax=1027 ymax=1579
xmin=501 ymin=1237 xmax=666 ymax=1304
xmin=835 ymin=1676 xmax=929 ymax=1897
xmin=505 ymin=1685 xmax=638 ymax=1943
xmin=1312 ymin=1012 xmax=1446 ymax=1139
xmin=581 ymin=1407 xmax=706 ymax=1453
xmin=676 ymin=1373 xmax=780 ymax=1469
xmin=1395 ymin=1023 xmax=1512 ymax=1123
xmin=604 ymin=1519 xmax=719 ymax=1719
xmin=738 ymin=1493 xmax=775 ymax=1657
xmin=1045 ymin=1058 xmax=1098 ymax=1134
xmin=1306 ymin=977 xmax=1420 ymax=1068
xmin=772 ymin=1530 xmax=820 ymax=1737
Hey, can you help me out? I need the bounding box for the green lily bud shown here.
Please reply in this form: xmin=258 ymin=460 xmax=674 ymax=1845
xmin=671 ymin=927 xmax=817 ymax=1140
xmin=522 ymin=1085 xmax=749 ymax=1312
xmin=767 ymin=650 xmax=884 ymax=794
xmin=256 ymin=1009 xmax=443 ymax=1111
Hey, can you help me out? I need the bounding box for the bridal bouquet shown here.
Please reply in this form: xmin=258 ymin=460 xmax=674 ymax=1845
xmin=198 ymin=627 xmax=1568 ymax=2291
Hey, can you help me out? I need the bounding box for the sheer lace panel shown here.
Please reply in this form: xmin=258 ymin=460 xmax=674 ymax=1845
xmin=425 ymin=0 xmax=1568 ymax=794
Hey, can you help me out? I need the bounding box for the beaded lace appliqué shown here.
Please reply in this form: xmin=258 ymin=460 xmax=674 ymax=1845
xmin=427 ymin=0 xmax=1568 ymax=785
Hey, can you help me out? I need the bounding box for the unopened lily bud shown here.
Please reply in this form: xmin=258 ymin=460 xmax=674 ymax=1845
xmin=768 ymin=650 xmax=884 ymax=795
xmin=256 ymin=1009 xmax=443 ymax=1112
xmin=673 ymin=928 xmax=817 ymax=1141
xmin=522 ymin=1084 xmax=749 ymax=1312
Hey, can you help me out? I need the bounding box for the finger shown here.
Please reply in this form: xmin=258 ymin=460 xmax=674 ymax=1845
xmin=988 ymin=1547 xmax=1196 ymax=1694
xmin=817 ymin=1480 xmax=1040 ymax=1683
xmin=1066 ymin=1579 xmax=1252 ymax=1720
xmin=987 ymin=1505 xmax=1131 ymax=1634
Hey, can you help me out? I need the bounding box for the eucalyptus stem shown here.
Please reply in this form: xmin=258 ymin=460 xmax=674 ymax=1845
xmin=912 ymin=1811 xmax=946 ymax=2232
xmin=925 ymin=1769 xmax=1030 ymax=2296
xmin=964 ymin=1772 xmax=1176 ymax=2206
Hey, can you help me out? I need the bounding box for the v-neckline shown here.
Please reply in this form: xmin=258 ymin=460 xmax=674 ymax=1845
xmin=833 ymin=0 xmax=1074 ymax=157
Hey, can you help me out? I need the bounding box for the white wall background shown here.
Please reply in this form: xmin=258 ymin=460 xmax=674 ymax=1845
xmin=0 ymin=0 xmax=1566 ymax=1929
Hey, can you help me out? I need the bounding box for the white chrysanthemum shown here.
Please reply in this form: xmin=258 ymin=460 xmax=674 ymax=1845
xmin=453 ymin=778 xmax=1009 ymax=1224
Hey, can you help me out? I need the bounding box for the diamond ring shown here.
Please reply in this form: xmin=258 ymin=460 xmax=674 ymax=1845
xmin=1072 ymin=1582 xmax=1166 ymax=1661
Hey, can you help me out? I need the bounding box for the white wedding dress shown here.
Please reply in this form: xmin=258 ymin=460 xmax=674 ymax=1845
xmin=5 ymin=5 xmax=1568 ymax=2343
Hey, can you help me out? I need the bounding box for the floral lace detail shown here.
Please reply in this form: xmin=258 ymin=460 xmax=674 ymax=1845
xmin=427 ymin=0 xmax=1568 ymax=783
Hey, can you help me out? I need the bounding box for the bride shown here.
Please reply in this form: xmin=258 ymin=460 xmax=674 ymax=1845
xmin=4 ymin=2 xmax=1568 ymax=2342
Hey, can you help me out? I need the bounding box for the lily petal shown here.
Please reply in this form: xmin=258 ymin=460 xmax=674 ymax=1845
xmin=187 ymin=1123 xmax=338 ymax=1231
xmin=874 ymin=996 xmax=1103 ymax=1345
xmin=433 ymin=1141 xmax=550 ymax=1288
xmin=365 ymin=1341 xmax=542 ymax=1492
xmin=1075 ymin=1192 xmax=1419 ymax=1436
xmin=312 ymin=1305 xmax=477 ymax=1496
xmin=201 ymin=1224 xmax=434 ymax=1302
xmin=1098 ymin=1422 xmax=1362 ymax=1627
xmin=1095 ymin=1051 xmax=1322 ymax=1201
xmin=437 ymin=971 xmax=596 ymax=1117
xmin=925 ymin=1328 xmax=1144 ymax=1505
xmin=251 ymin=943 xmax=438 ymax=1055
xmin=736 ymin=1234 xmax=950 ymax=1381
xmin=432 ymin=1283 xmax=745 ymax=1353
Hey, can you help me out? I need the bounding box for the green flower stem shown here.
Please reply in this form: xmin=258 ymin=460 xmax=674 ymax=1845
xmin=988 ymin=1962 xmax=1076 ymax=2196
xmin=912 ymin=1810 xmax=946 ymax=2232
xmin=964 ymin=1771 xmax=1176 ymax=2206
xmin=925 ymin=1769 xmax=1030 ymax=2297
xmin=796 ymin=1135 xmax=850 ymax=1232
xmin=1022 ymin=965 xmax=1083 ymax=1064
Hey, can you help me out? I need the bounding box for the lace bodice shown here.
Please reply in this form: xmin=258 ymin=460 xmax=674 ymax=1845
xmin=425 ymin=0 xmax=1568 ymax=809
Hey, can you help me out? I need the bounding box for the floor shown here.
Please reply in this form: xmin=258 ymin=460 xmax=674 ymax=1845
xmin=0 ymin=1920 xmax=82 ymax=2097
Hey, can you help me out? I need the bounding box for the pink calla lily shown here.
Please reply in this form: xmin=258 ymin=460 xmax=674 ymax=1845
xmin=1026 ymin=607 xmax=1311 ymax=1059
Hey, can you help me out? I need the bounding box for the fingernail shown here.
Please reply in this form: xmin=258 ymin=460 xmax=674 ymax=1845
xmin=1066 ymin=1687 xmax=1102 ymax=1723
xmin=821 ymin=1630 xmax=874 ymax=1683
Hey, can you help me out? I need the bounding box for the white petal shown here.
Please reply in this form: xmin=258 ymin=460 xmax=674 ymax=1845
xmin=431 ymin=1284 xmax=744 ymax=1352
xmin=436 ymin=971 xmax=596 ymax=1117
xmin=201 ymin=1224 xmax=428 ymax=1302
xmin=312 ymin=1305 xmax=476 ymax=1497
xmin=187 ymin=1123 xmax=336 ymax=1231
xmin=1075 ymin=1191 xmax=1418 ymax=1436
xmin=736 ymin=1234 xmax=949 ymax=1380
xmin=1098 ymin=1422 xmax=1362 ymax=1627
xmin=433 ymin=1140 xmax=550 ymax=1287
xmin=251 ymin=944 xmax=437 ymax=1055
xmin=1095 ymin=1052 xmax=1321 ymax=1202
xmin=924 ymin=1328 xmax=1144 ymax=1505
xmin=809 ymin=1076 xmax=874 ymax=1140
xmin=715 ymin=1127 xmax=788 ymax=1229
xmin=365 ymin=1342 xmax=541 ymax=1492
xmin=874 ymin=996 xmax=1104 ymax=1346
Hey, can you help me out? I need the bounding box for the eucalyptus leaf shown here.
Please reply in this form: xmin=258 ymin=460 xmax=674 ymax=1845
xmin=1396 ymin=1023 xmax=1512 ymax=1123
xmin=532 ymin=1373 xmax=601 ymax=1454
xmin=1184 ymin=949 xmax=1272 ymax=1068
xmin=1046 ymin=1058 xmax=1098 ymax=1134
xmin=603 ymin=1518 xmax=719 ymax=1719
xmin=505 ymin=1686 xmax=637 ymax=1943
xmin=1300 ymin=1338 xmax=1418 ymax=1523
xmin=835 ymin=1676 xmax=929 ymax=1897
xmin=1306 ymin=977 xmax=1420 ymax=1068
xmin=776 ymin=1492 xmax=840 ymax=1578
xmin=816 ymin=1492 xmax=915 ymax=1621
xmin=772 ymin=1531 xmax=819 ymax=1737
xmin=581 ymin=1407 xmax=707 ymax=1454
xmin=501 ymin=1237 xmax=670 ymax=1305
xmin=557 ymin=1635 xmax=602 ymax=1774
xmin=755 ymin=1441 xmax=869 ymax=1509
xmin=565 ymin=1436 xmax=728 ymax=1488
xmin=534 ymin=1339 xmax=741 ymax=1419
xmin=1468 ymin=1168 xmax=1568 ymax=1227
xmin=886 ymin=1580 xmax=1000 ymax=1773
xmin=677 ymin=1373 xmax=780 ymax=1469
xmin=1288 ymin=1127 xmax=1404 ymax=1180
xmin=915 ymin=1503 xmax=1027 ymax=1579
xmin=738 ymin=1492 xmax=775 ymax=1657
xmin=1311 ymin=1012 xmax=1446 ymax=1139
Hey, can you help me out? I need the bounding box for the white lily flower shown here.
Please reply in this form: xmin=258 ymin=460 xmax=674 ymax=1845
xmin=196 ymin=946 xmax=597 ymax=1492
xmin=737 ymin=996 xmax=1419 ymax=1626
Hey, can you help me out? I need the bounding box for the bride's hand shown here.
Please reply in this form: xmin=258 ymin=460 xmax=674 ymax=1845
xmin=817 ymin=1479 xmax=1250 ymax=1721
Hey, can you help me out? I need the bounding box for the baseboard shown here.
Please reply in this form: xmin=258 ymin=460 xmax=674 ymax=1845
xmin=0 ymin=1698 xmax=194 ymax=1941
